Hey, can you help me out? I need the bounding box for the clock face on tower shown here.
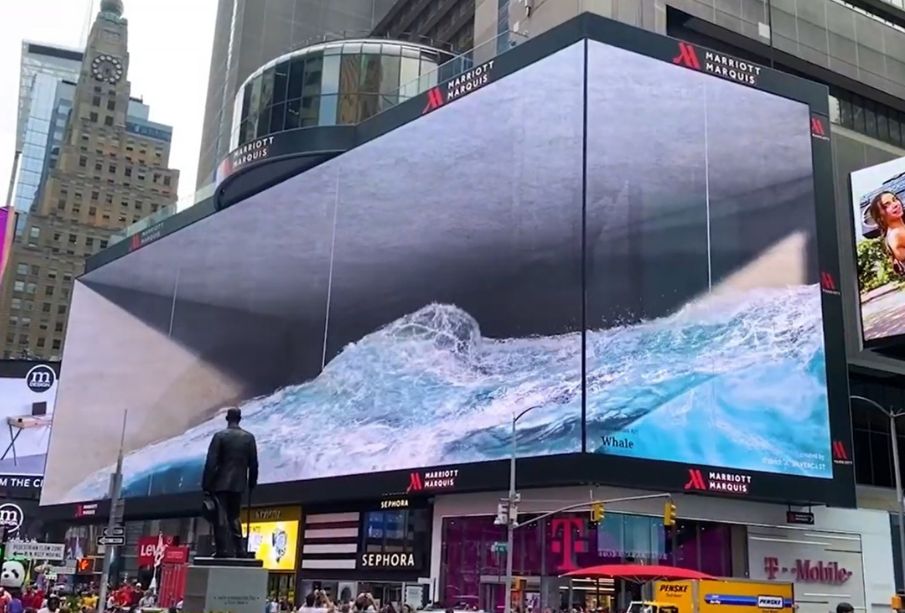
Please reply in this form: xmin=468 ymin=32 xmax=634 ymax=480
xmin=91 ymin=54 xmax=124 ymax=84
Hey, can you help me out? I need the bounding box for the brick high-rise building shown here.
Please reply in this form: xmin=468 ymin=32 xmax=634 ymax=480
xmin=0 ymin=0 xmax=178 ymax=359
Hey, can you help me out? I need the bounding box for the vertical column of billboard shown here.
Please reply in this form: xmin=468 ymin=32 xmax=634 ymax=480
xmin=583 ymin=41 xmax=711 ymax=463
xmin=320 ymin=42 xmax=586 ymax=477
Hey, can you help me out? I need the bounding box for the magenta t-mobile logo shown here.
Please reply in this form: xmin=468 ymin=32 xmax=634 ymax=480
xmin=550 ymin=517 xmax=587 ymax=572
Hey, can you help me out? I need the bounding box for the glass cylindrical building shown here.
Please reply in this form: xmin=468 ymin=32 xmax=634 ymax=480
xmin=230 ymin=39 xmax=453 ymax=150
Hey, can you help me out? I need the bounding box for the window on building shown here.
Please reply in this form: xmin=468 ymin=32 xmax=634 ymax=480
xmin=45 ymin=286 xmax=54 ymax=297
xmin=95 ymin=162 xmax=103 ymax=172
xmin=52 ymin=339 xmax=61 ymax=350
xmin=107 ymin=99 xmax=115 ymax=111
xmin=57 ymin=305 xmax=66 ymax=315
xmin=109 ymin=164 xmax=116 ymax=174
xmin=105 ymin=116 xmax=114 ymax=127
xmin=86 ymin=237 xmax=95 ymax=249
xmin=68 ymin=234 xmax=77 ymax=244
xmin=79 ymin=156 xmax=87 ymax=168
xmin=42 ymin=303 xmax=50 ymax=313
xmin=163 ymin=175 xmax=171 ymax=186
xmin=57 ymin=199 xmax=65 ymax=210
xmin=47 ymin=269 xmax=57 ymax=280
xmin=25 ymin=283 xmax=35 ymax=294
xmin=36 ymin=337 xmax=45 ymax=348
xmin=99 ymin=240 xmax=108 ymax=249
xmin=92 ymin=95 xmax=101 ymax=106
xmin=13 ymin=281 xmax=24 ymax=293
xmin=89 ymin=206 xmax=97 ymax=216
xmin=10 ymin=299 xmax=21 ymax=311
xmin=91 ymin=191 xmax=99 ymax=201
xmin=125 ymin=166 xmax=132 ymax=177
xmin=30 ymin=265 xmax=39 ymax=275
xmin=16 ymin=264 xmax=28 ymax=276
xmin=89 ymin=111 xmax=98 ymax=122
xmin=29 ymin=227 xmax=39 ymax=239
xmin=54 ymin=322 xmax=63 ymax=333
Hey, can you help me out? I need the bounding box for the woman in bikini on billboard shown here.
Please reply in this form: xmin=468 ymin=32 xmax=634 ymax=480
xmin=870 ymin=190 xmax=905 ymax=274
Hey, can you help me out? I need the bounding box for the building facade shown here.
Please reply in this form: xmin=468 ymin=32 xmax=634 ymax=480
xmin=8 ymin=43 xmax=83 ymax=230
xmin=196 ymin=0 xmax=399 ymax=190
xmin=0 ymin=0 xmax=178 ymax=359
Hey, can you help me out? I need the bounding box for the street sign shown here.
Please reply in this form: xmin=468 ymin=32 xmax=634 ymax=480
xmin=786 ymin=511 xmax=815 ymax=525
xmin=8 ymin=542 xmax=65 ymax=561
xmin=103 ymin=525 xmax=125 ymax=537
xmin=97 ymin=535 xmax=125 ymax=547
xmin=490 ymin=541 xmax=507 ymax=553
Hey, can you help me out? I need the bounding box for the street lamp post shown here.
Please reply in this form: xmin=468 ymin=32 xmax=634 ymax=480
xmin=851 ymin=395 xmax=905 ymax=591
xmin=504 ymin=406 xmax=541 ymax=613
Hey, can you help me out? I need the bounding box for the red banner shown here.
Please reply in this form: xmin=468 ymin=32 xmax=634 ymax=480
xmin=137 ymin=535 xmax=175 ymax=567
xmin=158 ymin=546 xmax=189 ymax=608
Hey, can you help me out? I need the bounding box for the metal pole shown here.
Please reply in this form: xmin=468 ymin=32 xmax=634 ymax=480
xmin=504 ymin=414 xmax=516 ymax=613
xmin=97 ymin=410 xmax=127 ymax=613
xmin=851 ymin=395 xmax=905 ymax=591
xmin=890 ymin=413 xmax=905 ymax=593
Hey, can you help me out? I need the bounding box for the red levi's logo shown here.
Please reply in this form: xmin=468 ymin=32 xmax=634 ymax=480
xmin=422 ymin=87 xmax=445 ymax=114
xmin=811 ymin=116 xmax=830 ymax=140
xmin=672 ymin=42 xmax=701 ymax=69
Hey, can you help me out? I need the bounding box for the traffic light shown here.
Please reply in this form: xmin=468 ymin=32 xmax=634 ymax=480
xmin=892 ymin=594 xmax=904 ymax=611
xmin=663 ymin=500 xmax=678 ymax=527
xmin=590 ymin=502 xmax=605 ymax=523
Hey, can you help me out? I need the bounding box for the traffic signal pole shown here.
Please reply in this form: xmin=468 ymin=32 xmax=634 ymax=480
xmin=97 ymin=411 xmax=127 ymax=613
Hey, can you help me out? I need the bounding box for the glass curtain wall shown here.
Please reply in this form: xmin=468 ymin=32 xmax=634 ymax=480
xmin=232 ymin=41 xmax=442 ymax=148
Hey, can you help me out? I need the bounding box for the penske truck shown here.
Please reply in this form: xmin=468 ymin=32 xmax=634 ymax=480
xmin=627 ymin=579 xmax=794 ymax=613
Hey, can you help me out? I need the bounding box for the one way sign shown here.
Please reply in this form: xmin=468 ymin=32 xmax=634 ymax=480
xmin=97 ymin=535 xmax=125 ymax=546
xmin=103 ymin=525 xmax=125 ymax=537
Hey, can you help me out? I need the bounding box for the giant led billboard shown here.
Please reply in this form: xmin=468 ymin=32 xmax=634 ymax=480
xmin=41 ymin=20 xmax=850 ymax=508
xmin=850 ymin=156 xmax=905 ymax=343
xmin=0 ymin=360 xmax=59 ymax=490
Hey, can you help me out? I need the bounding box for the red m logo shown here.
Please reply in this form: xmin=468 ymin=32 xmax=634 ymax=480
xmin=832 ymin=440 xmax=849 ymax=461
xmin=129 ymin=233 xmax=140 ymax=252
xmin=422 ymin=87 xmax=445 ymax=114
xmin=406 ymin=472 xmax=423 ymax=493
xmin=684 ymin=469 xmax=707 ymax=491
xmin=672 ymin=42 xmax=701 ymax=70
xmin=811 ymin=116 xmax=826 ymax=136
xmin=820 ymin=271 xmax=837 ymax=291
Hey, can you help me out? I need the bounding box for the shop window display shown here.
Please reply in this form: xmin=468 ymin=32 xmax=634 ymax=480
xmin=440 ymin=512 xmax=738 ymax=611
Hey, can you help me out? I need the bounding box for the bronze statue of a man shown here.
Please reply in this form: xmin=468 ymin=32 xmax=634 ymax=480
xmin=202 ymin=407 xmax=259 ymax=558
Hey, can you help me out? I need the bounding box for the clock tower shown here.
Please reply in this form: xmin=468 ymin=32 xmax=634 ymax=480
xmin=0 ymin=0 xmax=179 ymax=359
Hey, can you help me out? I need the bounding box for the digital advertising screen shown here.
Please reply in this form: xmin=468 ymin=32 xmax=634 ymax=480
xmin=40 ymin=19 xmax=849 ymax=508
xmin=850 ymin=156 xmax=905 ymax=343
xmin=246 ymin=519 xmax=299 ymax=571
xmin=0 ymin=360 xmax=59 ymax=484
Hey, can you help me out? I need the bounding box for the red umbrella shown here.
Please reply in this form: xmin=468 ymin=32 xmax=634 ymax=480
xmin=561 ymin=564 xmax=716 ymax=582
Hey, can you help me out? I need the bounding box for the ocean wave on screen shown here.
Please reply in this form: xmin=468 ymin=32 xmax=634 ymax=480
xmin=65 ymin=284 xmax=830 ymax=501
xmin=586 ymin=285 xmax=831 ymax=477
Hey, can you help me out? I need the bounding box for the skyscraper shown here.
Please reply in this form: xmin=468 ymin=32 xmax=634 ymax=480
xmin=0 ymin=0 xmax=179 ymax=359
xmin=8 ymin=43 xmax=83 ymax=228
xmin=195 ymin=0 xmax=397 ymax=189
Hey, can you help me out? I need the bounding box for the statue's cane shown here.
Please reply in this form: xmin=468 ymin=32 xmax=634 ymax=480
xmin=245 ymin=472 xmax=253 ymax=557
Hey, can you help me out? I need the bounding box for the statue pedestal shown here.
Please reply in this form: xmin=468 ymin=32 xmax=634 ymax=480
xmin=183 ymin=558 xmax=266 ymax=613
